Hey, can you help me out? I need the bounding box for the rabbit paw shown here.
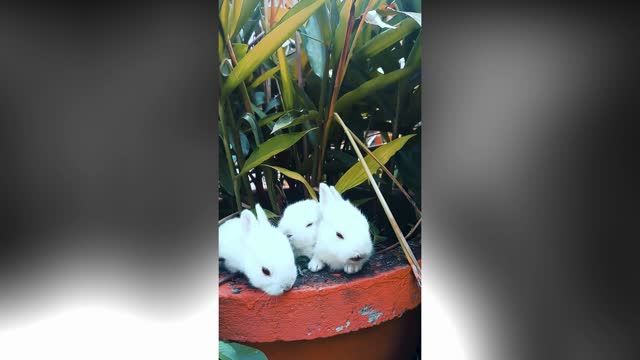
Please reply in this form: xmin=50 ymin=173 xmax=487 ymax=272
xmin=344 ymin=263 xmax=363 ymax=274
xmin=308 ymin=257 xmax=325 ymax=272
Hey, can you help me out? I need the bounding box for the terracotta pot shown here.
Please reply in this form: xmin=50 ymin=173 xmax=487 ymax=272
xmin=219 ymin=241 xmax=421 ymax=360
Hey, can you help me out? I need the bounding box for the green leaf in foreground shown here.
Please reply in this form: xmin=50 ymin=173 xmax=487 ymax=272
xmin=219 ymin=341 xmax=236 ymax=360
xmin=219 ymin=341 xmax=268 ymax=360
xmin=239 ymin=128 xmax=317 ymax=175
xmin=262 ymin=165 xmax=317 ymax=200
xmin=335 ymin=134 xmax=416 ymax=193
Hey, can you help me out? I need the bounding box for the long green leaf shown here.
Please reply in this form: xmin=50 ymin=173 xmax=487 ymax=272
xmin=335 ymin=134 xmax=416 ymax=193
xmin=302 ymin=13 xmax=327 ymax=78
xmin=258 ymin=111 xmax=286 ymax=127
xmin=334 ymin=35 xmax=420 ymax=114
xmin=272 ymin=0 xmax=321 ymax=29
xmin=404 ymin=29 xmax=422 ymax=68
xmin=221 ymin=0 xmax=324 ymax=99
xmin=375 ymin=9 xmax=422 ymax=26
xmin=352 ymin=17 xmax=420 ymax=62
xmin=248 ymin=66 xmax=280 ymax=90
xmin=250 ymin=102 xmax=267 ymax=119
xmin=231 ymin=43 xmax=249 ymax=61
xmin=220 ymin=0 xmax=230 ymax=35
xmin=334 ymin=66 xmax=417 ymax=113
xmin=262 ymin=165 xmax=317 ymax=200
xmin=271 ymin=110 xmax=319 ymax=133
xmin=240 ymin=112 xmax=262 ymax=144
xmin=229 ymin=0 xmax=261 ymax=39
xmin=277 ymin=47 xmax=296 ymax=110
xmin=239 ymin=128 xmax=317 ymax=175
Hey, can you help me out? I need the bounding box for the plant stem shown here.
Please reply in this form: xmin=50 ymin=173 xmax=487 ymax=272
xmin=377 ymin=218 xmax=422 ymax=255
xmin=334 ymin=113 xmax=421 ymax=287
xmin=224 ymin=29 xmax=253 ymax=114
xmin=265 ymin=169 xmax=281 ymax=214
xmin=316 ymin=0 xmax=356 ymax=183
xmin=295 ymin=31 xmax=304 ymax=88
xmin=316 ymin=0 xmax=375 ymax=184
xmin=219 ymin=101 xmax=242 ymax=212
xmin=226 ymin=99 xmax=255 ymax=207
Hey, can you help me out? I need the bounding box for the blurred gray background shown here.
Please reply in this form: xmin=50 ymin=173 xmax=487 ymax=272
xmin=0 ymin=2 xmax=218 ymax=324
xmin=423 ymin=3 xmax=638 ymax=360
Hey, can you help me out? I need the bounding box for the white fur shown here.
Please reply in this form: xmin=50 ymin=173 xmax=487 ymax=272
xmin=218 ymin=204 xmax=297 ymax=296
xmin=277 ymin=199 xmax=322 ymax=258
xmin=308 ymin=183 xmax=374 ymax=274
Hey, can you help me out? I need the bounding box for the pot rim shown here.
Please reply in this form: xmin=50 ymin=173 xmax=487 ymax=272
xmin=219 ymin=257 xmax=421 ymax=342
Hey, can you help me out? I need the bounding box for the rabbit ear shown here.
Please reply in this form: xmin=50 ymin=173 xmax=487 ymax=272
xmin=329 ymin=186 xmax=343 ymax=200
xmin=240 ymin=209 xmax=258 ymax=232
xmin=319 ymin=183 xmax=336 ymax=209
xmin=254 ymin=203 xmax=270 ymax=225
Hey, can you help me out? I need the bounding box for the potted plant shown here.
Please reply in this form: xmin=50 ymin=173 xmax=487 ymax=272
xmin=218 ymin=0 xmax=422 ymax=358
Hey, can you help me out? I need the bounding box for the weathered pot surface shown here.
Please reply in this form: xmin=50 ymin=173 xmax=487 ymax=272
xmin=219 ymin=239 xmax=421 ymax=342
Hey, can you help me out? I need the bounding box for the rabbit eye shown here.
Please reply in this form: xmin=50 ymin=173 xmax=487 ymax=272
xmin=306 ymin=222 xmax=313 ymax=228
xmin=287 ymin=234 xmax=292 ymax=238
xmin=350 ymin=255 xmax=363 ymax=261
xmin=262 ymin=267 xmax=271 ymax=276
xmin=336 ymin=232 xmax=344 ymax=239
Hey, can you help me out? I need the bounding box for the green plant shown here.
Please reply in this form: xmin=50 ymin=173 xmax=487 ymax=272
xmin=219 ymin=340 xmax=268 ymax=360
xmin=218 ymin=0 xmax=422 ymax=281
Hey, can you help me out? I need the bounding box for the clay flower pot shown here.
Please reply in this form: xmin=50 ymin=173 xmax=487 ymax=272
xmin=219 ymin=240 xmax=421 ymax=360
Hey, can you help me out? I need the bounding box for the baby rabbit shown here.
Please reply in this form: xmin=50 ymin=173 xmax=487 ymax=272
xmin=308 ymin=183 xmax=374 ymax=274
xmin=277 ymin=199 xmax=322 ymax=258
xmin=218 ymin=204 xmax=297 ymax=296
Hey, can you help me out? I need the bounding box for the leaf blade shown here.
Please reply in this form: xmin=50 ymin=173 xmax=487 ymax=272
xmin=302 ymin=13 xmax=327 ymax=78
xmin=221 ymin=0 xmax=325 ymax=99
xmin=229 ymin=0 xmax=261 ymax=39
xmin=248 ymin=66 xmax=280 ymax=90
xmin=271 ymin=110 xmax=319 ymax=133
xmin=262 ymin=165 xmax=317 ymax=200
xmin=335 ymin=134 xmax=416 ymax=193
xmin=352 ymin=17 xmax=420 ymax=62
xmin=335 ymin=32 xmax=420 ymax=113
xmin=239 ymin=128 xmax=317 ymax=175
xmin=277 ymin=47 xmax=296 ymax=110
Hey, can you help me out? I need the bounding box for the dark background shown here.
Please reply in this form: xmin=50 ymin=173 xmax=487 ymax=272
xmin=1 ymin=1 xmax=638 ymax=359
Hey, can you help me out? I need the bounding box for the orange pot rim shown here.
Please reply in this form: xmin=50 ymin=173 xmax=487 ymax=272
xmin=219 ymin=258 xmax=421 ymax=342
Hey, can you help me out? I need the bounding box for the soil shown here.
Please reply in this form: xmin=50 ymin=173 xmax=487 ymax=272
xmin=219 ymin=237 xmax=421 ymax=293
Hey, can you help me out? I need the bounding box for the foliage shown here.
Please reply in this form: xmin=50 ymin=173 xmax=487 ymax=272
xmin=219 ymin=340 xmax=268 ymax=360
xmin=218 ymin=0 xmax=422 ymax=250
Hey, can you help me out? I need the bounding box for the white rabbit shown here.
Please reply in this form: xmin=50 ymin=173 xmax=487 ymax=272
xmin=277 ymin=199 xmax=322 ymax=258
xmin=218 ymin=204 xmax=297 ymax=296
xmin=308 ymin=183 xmax=374 ymax=274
